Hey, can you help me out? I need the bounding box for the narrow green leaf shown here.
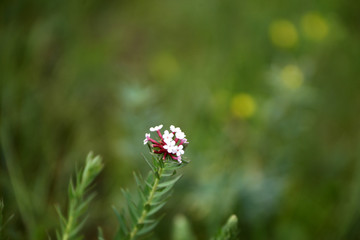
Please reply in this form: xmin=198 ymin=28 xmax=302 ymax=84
xmin=146 ymin=172 xmax=154 ymax=184
xmin=145 ymin=181 xmax=153 ymax=190
xmin=137 ymin=188 xmax=146 ymax=203
xmin=160 ymin=172 xmax=173 ymax=177
xmin=68 ymin=181 xmax=76 ymax=199
xmin=70 ymin=215 xmax=89 ymax=238
xmin=112 ymin=206 xmax=128 ymax=235
xmin=143 ymin=218 xmax=156 ymax=224
xmin=157 ymin=175 xmax=182 ymax=188
xmin=161 ymin=169 xmax=177 ymax=177
xmin=55 ymin=205 xmax=67 ymax=228
xmin=164 ymin=163 xmax=183 ymax=171
xmin=152 ymin=155 xmax=159 ymax=168
xmin=133 ymin=172 xmax=143 ymax=187
xmin=142 ymin=154 xmax=155 ymax=173
xmin=121 ymin=189 xmax=139 ymax=224
xmin=151 ymin=195 xmax=171 ymax=206
xmin=155 ymin=185 xmax=174 ymax=196
xmin=137 ymin=220 xmax=159 ymax=235
xmin=147 ymin=202 xmax=166 ymax=216
xmin=75 ymin=194 xmax=95 ymax=215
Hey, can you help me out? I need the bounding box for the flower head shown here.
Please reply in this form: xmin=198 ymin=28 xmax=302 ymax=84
xmin=143 ymin=124 xmax=188 ymax=163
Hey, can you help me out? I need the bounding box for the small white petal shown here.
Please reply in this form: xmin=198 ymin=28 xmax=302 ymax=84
xmin=176 ymin=131 xmax=186 ymax=139
xmin=156 ymin=124 xmax=163 ymax=130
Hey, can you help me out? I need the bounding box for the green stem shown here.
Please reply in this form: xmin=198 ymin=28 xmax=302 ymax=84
xmin=129 ymin=166 xmax=164 ymax=240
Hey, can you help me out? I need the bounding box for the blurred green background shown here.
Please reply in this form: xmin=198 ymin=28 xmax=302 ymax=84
xmin=1 ymin=0 xmax=360 ymax=239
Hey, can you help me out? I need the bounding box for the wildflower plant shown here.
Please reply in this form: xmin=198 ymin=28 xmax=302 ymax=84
xmin=113 ymin=124 xmax=189 ymax=240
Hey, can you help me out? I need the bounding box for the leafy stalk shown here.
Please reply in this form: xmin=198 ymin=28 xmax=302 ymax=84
xmin=56 ymin=152 xmax=103 ymax=240
xmin=114 ymin=154 xmax=186 ymax=240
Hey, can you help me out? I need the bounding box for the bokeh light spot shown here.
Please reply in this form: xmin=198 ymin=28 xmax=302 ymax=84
xmin=269 ymin=20 xmax=298 ymax=48
xmin=231 ymin=93 xmax=256 ymax=119
xmin=280 ymin=64 xmax=304 ymax=90
xmin=301 ymin=12 xmax=329 ymax=41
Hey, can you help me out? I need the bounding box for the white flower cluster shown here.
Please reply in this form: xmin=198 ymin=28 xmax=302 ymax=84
xmin=143 ymin=124 xmax=188 ymax=163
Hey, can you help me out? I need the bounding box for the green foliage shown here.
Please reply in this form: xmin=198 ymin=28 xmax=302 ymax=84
xmin=212 ymin=215 xmax=239 ymax=240
xmin=56 ymin=153 xmax=103 ymax=240
xmin=114 ymin=155 xmax=187 ymax=240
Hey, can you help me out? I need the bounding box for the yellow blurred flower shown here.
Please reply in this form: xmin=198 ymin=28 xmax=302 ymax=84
xmin=149 ymin=52 xmax=179 ymax=80
xmin=231 ymin=93 xmax=256 ymax=119
xmin=269 ymin=20 xmax=298 ymax=48
xmin=301 ymin=12 xmax=329 ymax=41
xmin=280 ymin=64 xmax=304 ymax=89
